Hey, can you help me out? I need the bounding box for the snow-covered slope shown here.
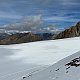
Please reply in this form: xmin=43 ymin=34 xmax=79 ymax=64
xmin=21 ymin=51 xmax=80 ymax=80
xmin=0 ymin=37 xmax=80 ymax=80
xmin=2 ymin=37 xmax=80 ymax=65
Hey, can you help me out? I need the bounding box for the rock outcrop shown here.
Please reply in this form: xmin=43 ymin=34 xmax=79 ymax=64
xmin=0 ymin=32 xmax=41 ymax=44
xmin=55 ymin=22 xmax=80 ymax=39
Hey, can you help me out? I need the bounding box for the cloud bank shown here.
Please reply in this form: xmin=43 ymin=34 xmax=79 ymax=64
xmin=1 ymin=15 xmax=61 ymax=33
xmin=0 ymin=0 xmax=79 ymax=29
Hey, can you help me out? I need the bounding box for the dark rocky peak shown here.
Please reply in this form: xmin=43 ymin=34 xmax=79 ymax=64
xmin=76 ymin=22 xmax=80 ymax=26
xmin=54 ymin=22 xmax=80 ymax=39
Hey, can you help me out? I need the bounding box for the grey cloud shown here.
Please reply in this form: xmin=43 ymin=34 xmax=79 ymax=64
xmin=4 ymin=15 xmax=43 ymax=31
xmin=0 ymin=0 xmax=79 ymax=28
xmin=2 ymin=15 xmax=60 ymax=33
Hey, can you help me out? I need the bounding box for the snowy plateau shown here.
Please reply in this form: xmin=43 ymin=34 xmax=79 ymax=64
xmin=0 ymin=37 xmax=80 ymax=80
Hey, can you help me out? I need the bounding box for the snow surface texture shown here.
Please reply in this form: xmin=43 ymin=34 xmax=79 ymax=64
xmin=0 ymin=37 xmax=80 ymax=80
xmin=21 ymin=51 xmax=80 ymax=80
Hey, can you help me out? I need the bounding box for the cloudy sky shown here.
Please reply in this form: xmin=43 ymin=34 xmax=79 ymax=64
xmin=0 ymin=0 xmax=80 ymax=29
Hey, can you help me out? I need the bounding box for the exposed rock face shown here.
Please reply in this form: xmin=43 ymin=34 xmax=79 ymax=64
xmin=0 ymin=32 xmax=41 ymax=45
xmin=35 ymin=33 xmax=54 ymax=40
xmin=55 ymin=22 xmax=80 ymax=39
xmin=0 ymin=32 xmax=55 ymax=45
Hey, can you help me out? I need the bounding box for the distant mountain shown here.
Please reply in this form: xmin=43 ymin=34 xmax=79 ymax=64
xmin=0 ymin=28 xmax=61 ymax=44
xmin=54 ymin=22 xmax=80 ymax=39
xmin=0 ymin=32 xmax=41 ymax=45
xmin=0 ymin=33 xmax=10 ymax=40
xmin=35 ymin=33 xmax=55 ymax=40
xmin=0 ymin=32 xmax=57 ymax=45
xmin=0 ymin=15 xmax=62 ymax=44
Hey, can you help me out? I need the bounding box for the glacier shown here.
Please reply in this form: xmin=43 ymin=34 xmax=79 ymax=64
xmin=0 ymin=37 xmax=80 ymax=80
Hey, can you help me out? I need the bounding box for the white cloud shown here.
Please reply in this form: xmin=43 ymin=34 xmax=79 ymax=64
xmin=3 ymin=15 xmax=43 ymax=31
xmin=1 ymin=15 xmax=61 ymax=33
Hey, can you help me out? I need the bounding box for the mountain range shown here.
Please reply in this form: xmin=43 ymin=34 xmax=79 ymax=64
xmin=0 ymin=32 xmax=56 ymax=45
xmin=0 ymin=22 xmax=80 ymax=44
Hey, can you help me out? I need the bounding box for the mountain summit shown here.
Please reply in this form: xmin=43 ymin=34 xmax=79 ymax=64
xmin=55 ymin=22 xmax=80 ymax=39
